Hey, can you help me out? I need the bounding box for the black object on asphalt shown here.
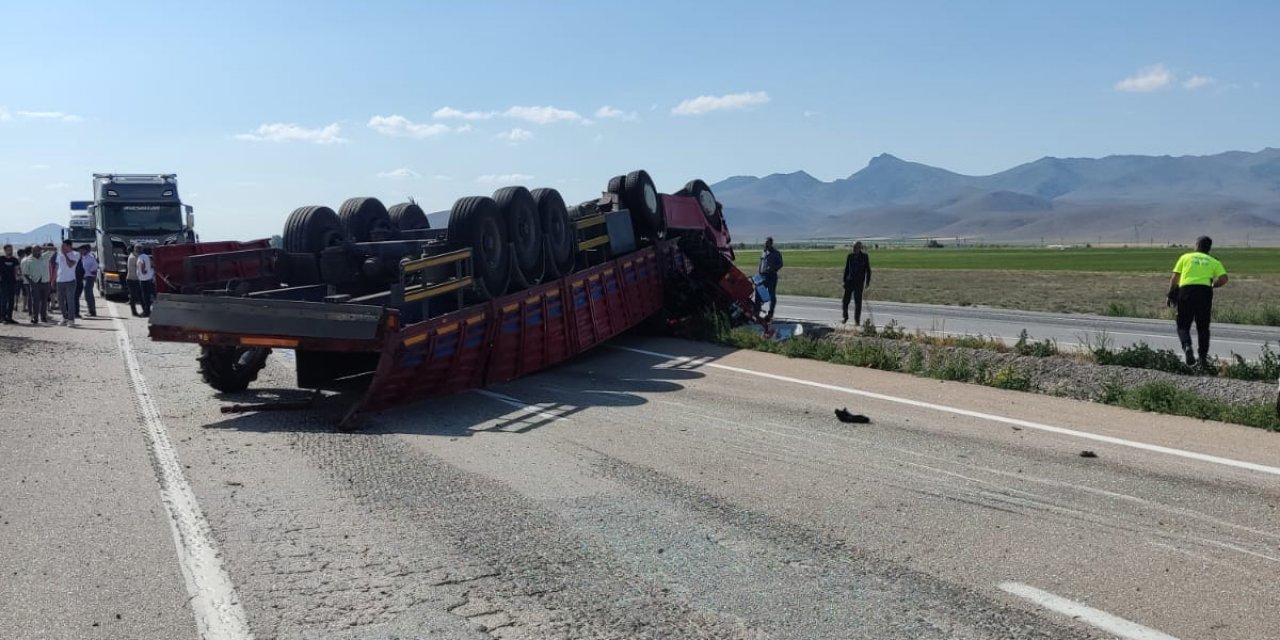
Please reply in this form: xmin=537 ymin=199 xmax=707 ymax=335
xmin=835 ymin=408 xmax=871 ymax=424
xmin=1079 ymin=450 xmax=1098 ymax=458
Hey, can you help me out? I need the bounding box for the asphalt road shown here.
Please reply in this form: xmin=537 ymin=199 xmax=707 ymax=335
xmin=774 ymin=294 xmax=1280 ymax=360
xmin=3 ymin=300 xmax=1280 ymax=639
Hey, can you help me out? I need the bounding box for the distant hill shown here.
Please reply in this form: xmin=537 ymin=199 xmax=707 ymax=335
xmin=712 ymin=148 xmax=1280 ymax=244
xmin=0 ymin=223 xmax=65 ymax=247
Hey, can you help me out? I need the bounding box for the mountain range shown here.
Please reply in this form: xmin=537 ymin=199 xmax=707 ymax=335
xmin=0 ymin=223 xmax=65 ymax=247
xmin=711 ymin=148 xmax=1280 ymax=244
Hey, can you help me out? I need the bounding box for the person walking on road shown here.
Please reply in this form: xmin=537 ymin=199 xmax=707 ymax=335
xmin=841 ymin=241 xmax=872 ymax=325
xmin=54 ymin=240 xmax=81 ymax=326
xmin=21 ymin=245 xmax=50 ymax=324
xmin=136 ymin=246 xmax=155 ymax=317
xmin=1168 ymin=235 xmax=1228 ymax=368
xmin=0 ymin=244 xmax=19 ymax=324
xmin=757 ymin=237 xmax=783 ymax=321
xmin=79 ymin=244 xmax=98 ymax=317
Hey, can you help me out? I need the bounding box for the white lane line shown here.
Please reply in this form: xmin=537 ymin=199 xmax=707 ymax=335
xmin=108 ymin=303 xmax=254 ymax=640
xmin=613 ymin=345 xmax=1280 ymax=478
xmin=998 ymin=582 xmax=1179 ymax=640
xmin=473 ymin=389 xmax=573 ymax=423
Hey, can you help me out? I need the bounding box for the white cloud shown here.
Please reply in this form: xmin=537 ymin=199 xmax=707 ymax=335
xmin=433 ymin=106 xmax=496 ymax=121
xmin=672 ymin=91 xmax=771 ymax=115
xmin=17 ymin=110 xmax=83 ymax=123
xmin=431 ymin=175 xmax=455 ymax=181
xmin=476 ymin=173 xmax=534 ymax=184
xmin=456 ymin=123 xmax=474 ymax=133
xmin=498 ymin=128 xmax=533 ymax=143
xmin=45 ymin=182 xmax=69 ymax=190
xmin=236 ymin=122 xmax=347 ymax=144
xmin=595 ymin=105 xmax=637 ymax=121
xmin=1182 ymin=75 xmax=1215 ymax=90
xmin=31 ymin=164 xmax=49 ymax=170
xmin=0 ymin=108 xmax=10 ymax=121
xmin=377 ymin=168 xmax=421 ymax=180
xmin=367 ymin=115 xmax=449 ymax=139
xmin=503 ymin=105 xmax=584 ymax=125
xmin=1114 ymin=64 xmax=1173 ymax=92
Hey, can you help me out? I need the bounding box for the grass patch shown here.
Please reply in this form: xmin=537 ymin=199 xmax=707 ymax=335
xmin=1014 ymin=329 xmax=1059 ymax=357
xmin=736 ymin=247 xmax=1280 ymax=273
xmin=1104 ymin=381 xmax=1280 ymax=431
xmin=762 ymin=267 xmax=1280 ymax=326
xmin=988 ymin=364 xmax=1034 ymax=391
xmin=1091 ymin=341 xmax=1193 ymax=375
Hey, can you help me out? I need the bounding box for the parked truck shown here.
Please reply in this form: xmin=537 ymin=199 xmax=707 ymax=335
xmin=80 ymin=174 xmax=196 ymax=299
xmin=146 ymin=170 xmax=760 ymax=427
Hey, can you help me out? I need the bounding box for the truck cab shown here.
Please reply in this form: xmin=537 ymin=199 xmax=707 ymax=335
xmin=81 ymin=174 xmax=196 ymax=298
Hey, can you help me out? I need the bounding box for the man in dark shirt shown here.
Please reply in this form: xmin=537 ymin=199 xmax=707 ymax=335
xmin=0 ymin=244 xmax=19 ymax=324
xmin=841 ymin=241 xmax=872 ymax=325
xmin=757 ymin=237 xmax=783 ymax=321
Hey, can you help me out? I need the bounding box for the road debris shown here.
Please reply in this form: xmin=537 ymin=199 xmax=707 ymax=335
xmin=1079 ymin=450 xmax=1098 ymax=458
xmin=835 ymin=407 xmax=871 ymax=424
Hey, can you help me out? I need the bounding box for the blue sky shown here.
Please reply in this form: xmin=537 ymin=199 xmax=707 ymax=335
xmin=2 ymin=0 xmax=1277 ymax=240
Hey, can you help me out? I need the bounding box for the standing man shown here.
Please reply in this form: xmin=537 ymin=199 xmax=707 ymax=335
xmin=841 ymin=241 xmax=872 ymax=325
xmin=137 ymin=245 xmax=155 ymax=317
xmin=54 ymin=239 xmax=81 ymax=326
xmin=757 ymin=237 xmax=784 ymax=321
xmin=21 ymin=244 xmax=50 ymax=324
xmin=0 ymin=244 xmax=19 ymax=324
xmin=126 ymin=244 xmax=142 ymax=316
xmin=79 ymin=244 xmax=98 ymax=317
xmin=1168 ymin=235 xmax=1228 ymax=368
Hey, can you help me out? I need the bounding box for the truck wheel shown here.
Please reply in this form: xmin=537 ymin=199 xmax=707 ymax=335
xmin=283 ymin=206 xmax=346 ymax=254
xmin=607 ymin=174 xmax=627 ymax=197
xmin=198 ymin=346 xmax=271 ymax=393
xmin=492 ymin=186 xmax=543 ymax=287
xmin=448 ymin=196 xmax=509 ymax=300
xmin=339 ymin=197 xmax=393 ymax=242
xmin=624 ymin=169 xmax=664 ymax=238
xmin=681 ymin=179 xmax=724 ymax=230
xmin=388 ymin=202 xmax=429 ymax=231
xmin=530 ymin=188 xmax=575 ymax=276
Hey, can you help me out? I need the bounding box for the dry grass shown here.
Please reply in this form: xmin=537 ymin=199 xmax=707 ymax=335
xmin=777 ymin=267 xmax=1280 ymax=323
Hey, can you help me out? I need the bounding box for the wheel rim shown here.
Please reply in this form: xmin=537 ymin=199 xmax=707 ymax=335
xmin=697 ymin=190 xmax=716 ymax=217
xmin=644 ymin=183 xmax=658 ymax=213
xmin=480 ymin=217 xmax=502 ymax=270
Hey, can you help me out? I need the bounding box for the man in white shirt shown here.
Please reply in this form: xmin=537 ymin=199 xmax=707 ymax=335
xmin=54 ymin=239 xmax=81 ymax=326
xmin=136 ymin=246 xmax=155 ymax=317
xmin=78 ymin=245 xmax=99 ymax=317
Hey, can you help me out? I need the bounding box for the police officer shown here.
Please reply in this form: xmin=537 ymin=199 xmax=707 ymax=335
xmin=1168 ymin=235 xmax=1228 ymax=368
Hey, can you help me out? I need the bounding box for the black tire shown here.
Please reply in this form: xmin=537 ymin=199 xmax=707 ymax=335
xmin=492 ymin=186 xmax=543 ymax=286
xmin=607 ymin=174 xmax=626 ymax=196
xmin=530 ymin=188 xmax=575 ymax=276
xmin=681 ymin=179 xmax=723 ymax=230
xmin=388 ymin=202 xmax=429 ymax=231
xmin=198 ymin=346 xmax=271 ymax=393
xmin=338 ymin=197 xmax=393 ymax=242
xmin=283 ymin=206 xmax=346 ymax=254
xmin=623 ymin=169 xmax=664 ymax=237
xmin=448 ymin=196 xmax=509 ymax=299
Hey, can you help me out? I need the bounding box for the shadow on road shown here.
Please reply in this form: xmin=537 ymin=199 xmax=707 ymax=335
xmin=200 ymin=344 xmax=718 ymax=438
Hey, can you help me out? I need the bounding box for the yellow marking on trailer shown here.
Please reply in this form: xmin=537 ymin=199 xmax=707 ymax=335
xmin=403 ymin=276 xmax=475 ymax=302
xmin=574 ymin=214 xmax=606 ymax=229
xmin=402 ymin=249 xmax=472 ymax=273
xmin=578 ymin=236 xmax=610 ymax=251
xmin=403 ymin=333 xmax=427 ymax=346
xmin=241 ymin=336 xmax=299 ymax=348
xmin=437 ymin=323 xmax=460 ymax=335
xmin=465 ymin=314 xmax=485 ymax=325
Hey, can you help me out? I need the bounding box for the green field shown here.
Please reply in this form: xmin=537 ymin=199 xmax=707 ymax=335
xmin=735 ymin=247 xmax=1280 ymax=273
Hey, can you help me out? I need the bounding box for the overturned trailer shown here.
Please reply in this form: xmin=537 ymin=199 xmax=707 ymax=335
xmin=147 ymin=171 xmax=761 ymax=426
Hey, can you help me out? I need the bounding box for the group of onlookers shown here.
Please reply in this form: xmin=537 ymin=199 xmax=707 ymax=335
xmin=0 ymin=241 xmax=154 ymax=326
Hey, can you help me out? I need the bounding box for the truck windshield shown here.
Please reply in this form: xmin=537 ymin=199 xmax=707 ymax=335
xmin=67 ymin=227 xmax=95 ymax=243
xmin=102 ymin=203 xmax=183 ymax=234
